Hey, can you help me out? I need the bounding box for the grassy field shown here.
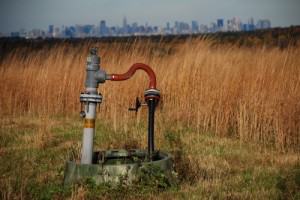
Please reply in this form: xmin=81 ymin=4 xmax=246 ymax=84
xmin=0 ymin=38 xmax=300 ymax=199
xmin=0 ymin=116 xmax=299 ymax=199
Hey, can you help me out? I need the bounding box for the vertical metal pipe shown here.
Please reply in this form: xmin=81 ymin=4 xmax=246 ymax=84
xmin=80 ymin=87 xmax=98 ymax=164
xmin=80 ymin=48 xmax=105 ymax=165
xmin=147 ymin=99 xmax=156 ymax=159
xmin=81 ymin=102 xmax=97 ymax=164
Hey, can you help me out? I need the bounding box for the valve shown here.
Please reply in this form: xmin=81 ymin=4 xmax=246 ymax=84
xmin=128 ymin=97 xmax=147 ymax=113
xmin=80 ymin=111 xmax=86 ymax=118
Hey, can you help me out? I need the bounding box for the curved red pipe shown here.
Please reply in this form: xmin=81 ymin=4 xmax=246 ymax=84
xmin=109 ymin=63 xmax=157 ymax=89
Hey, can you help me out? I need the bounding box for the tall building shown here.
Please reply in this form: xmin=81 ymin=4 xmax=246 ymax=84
xmin=210 ymin=22 xmax=218 ymax=32
xmin=19 ymin=29 xmax=27 ymax=38
xmin=99 ymin=20 xmax=108 ymax=36
xmin=123 ymin=17 xmax=127 ymax=29
xmin=131 ymin=22 xmax=138 ymax=34
xmin=163 ymin=22 xmax=171 ymax=34
xmin=53 ymin=27 xmax=60 ymax=38
xmin=82 ymin=25 xmax=94 ymax=36
xmin=174 ymin=21 xmax=180 ymax=33
xmin=199 ymin=24 xmax=208 ymax=33
xmin=166 ymin=22 xmax=170 ymax=30
xmin=176 ymin=22 xmax=190 ymax=34
xmin=191 ymin=21 xmax=199 ymax=33
xmin=256 ymin=19 xmax=271 ymax=29
xmin=48 ymin=25 xmax=54 ymax=37
xmin=227 ymin=17 xmax=242 ymax=31
xmin=10 ymin=32 xmax=20 ymax=37
xmin=122 ymin=16 xmax=128 ymax=34
xmin=247 ymin=18 xmax=255 ymax=31
xmin=65 ymin=26 xmax=76 ymax=38
xmin=217 ymin=19 xmax=224 ymax=29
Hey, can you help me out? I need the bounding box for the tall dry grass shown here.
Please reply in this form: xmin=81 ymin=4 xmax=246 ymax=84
xmin=0 ymin=38 xmax=299 ymax=151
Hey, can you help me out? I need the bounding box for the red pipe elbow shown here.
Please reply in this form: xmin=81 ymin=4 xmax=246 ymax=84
xmin=109 ymin=63 xmax=157 ymax=89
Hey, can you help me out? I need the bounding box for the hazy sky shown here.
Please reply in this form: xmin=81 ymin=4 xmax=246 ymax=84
xmin=0 ymin=0 xmax=300 ymax=33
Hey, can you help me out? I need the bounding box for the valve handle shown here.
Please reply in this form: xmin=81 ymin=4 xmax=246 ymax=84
xmin=128 ymin=97 xmax=142 ymax=113
xmin=79 ymin=111 xmax=86 ymax=118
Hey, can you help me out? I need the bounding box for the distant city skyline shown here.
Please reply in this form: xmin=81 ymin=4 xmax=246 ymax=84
xmin=8 ymin=17 xmax=272 ymax=39
xmin=1 ymin=0 xmax=300 ymax=34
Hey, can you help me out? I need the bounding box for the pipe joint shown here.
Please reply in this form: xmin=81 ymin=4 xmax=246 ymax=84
xmin=144 ymin=89 xmax=160 ymax=102
xmin=85 ymin=48 xmax=107 ymax=88
xmin=94 ymin=69 xmax=107 ymax=84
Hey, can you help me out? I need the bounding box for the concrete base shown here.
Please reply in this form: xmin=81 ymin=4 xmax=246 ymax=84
xmin=63 ymin=149 xmax=173 ymax=185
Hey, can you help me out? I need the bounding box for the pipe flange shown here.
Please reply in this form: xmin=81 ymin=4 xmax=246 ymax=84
xmin=144 ymin=89 xmax=160 ymax=101
xmin=80 ymin=93 xmax=103 ymax=103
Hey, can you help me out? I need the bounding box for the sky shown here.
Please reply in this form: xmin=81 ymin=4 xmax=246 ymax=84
xmin=0 ymin=0 xmax=300 ymax=33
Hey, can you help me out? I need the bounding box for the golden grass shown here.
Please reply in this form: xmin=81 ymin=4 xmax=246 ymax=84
xmin=0 ymin=38 xmax=300 ymax=151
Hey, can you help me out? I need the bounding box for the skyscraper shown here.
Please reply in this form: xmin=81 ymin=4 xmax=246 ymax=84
xmin=122 ymin=16 xmax=128 ymax=34
xmin=256 ymin=19 xmax=271 ymax=29
xmin=99 ymin=20 xmax=108 ymax=36
xmin=217 ymin=19 xmax=224 ymax=31
xmin=248 ymin=18 xmax=255 ymax=31
xmin=227 ymin=17 xmax=242 ymax=31
xmin=123 ymin=17 xmax=127 ymax=29
xmin=191 ymin=21 xmax=199 ymax=33
xmin=48 ymin=25 xmax=54 ymax=37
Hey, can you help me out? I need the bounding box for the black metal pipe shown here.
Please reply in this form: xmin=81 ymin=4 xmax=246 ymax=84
xmin=147 ymin=98 xmax=156 ymax=159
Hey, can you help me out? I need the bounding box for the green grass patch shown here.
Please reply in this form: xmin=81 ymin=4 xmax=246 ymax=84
xmin=0 ymin=116 xmax=299 ymax=199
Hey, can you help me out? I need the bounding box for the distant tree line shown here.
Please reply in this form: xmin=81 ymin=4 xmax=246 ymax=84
xmin=213 ymin=26 xmax=300 ymax=49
